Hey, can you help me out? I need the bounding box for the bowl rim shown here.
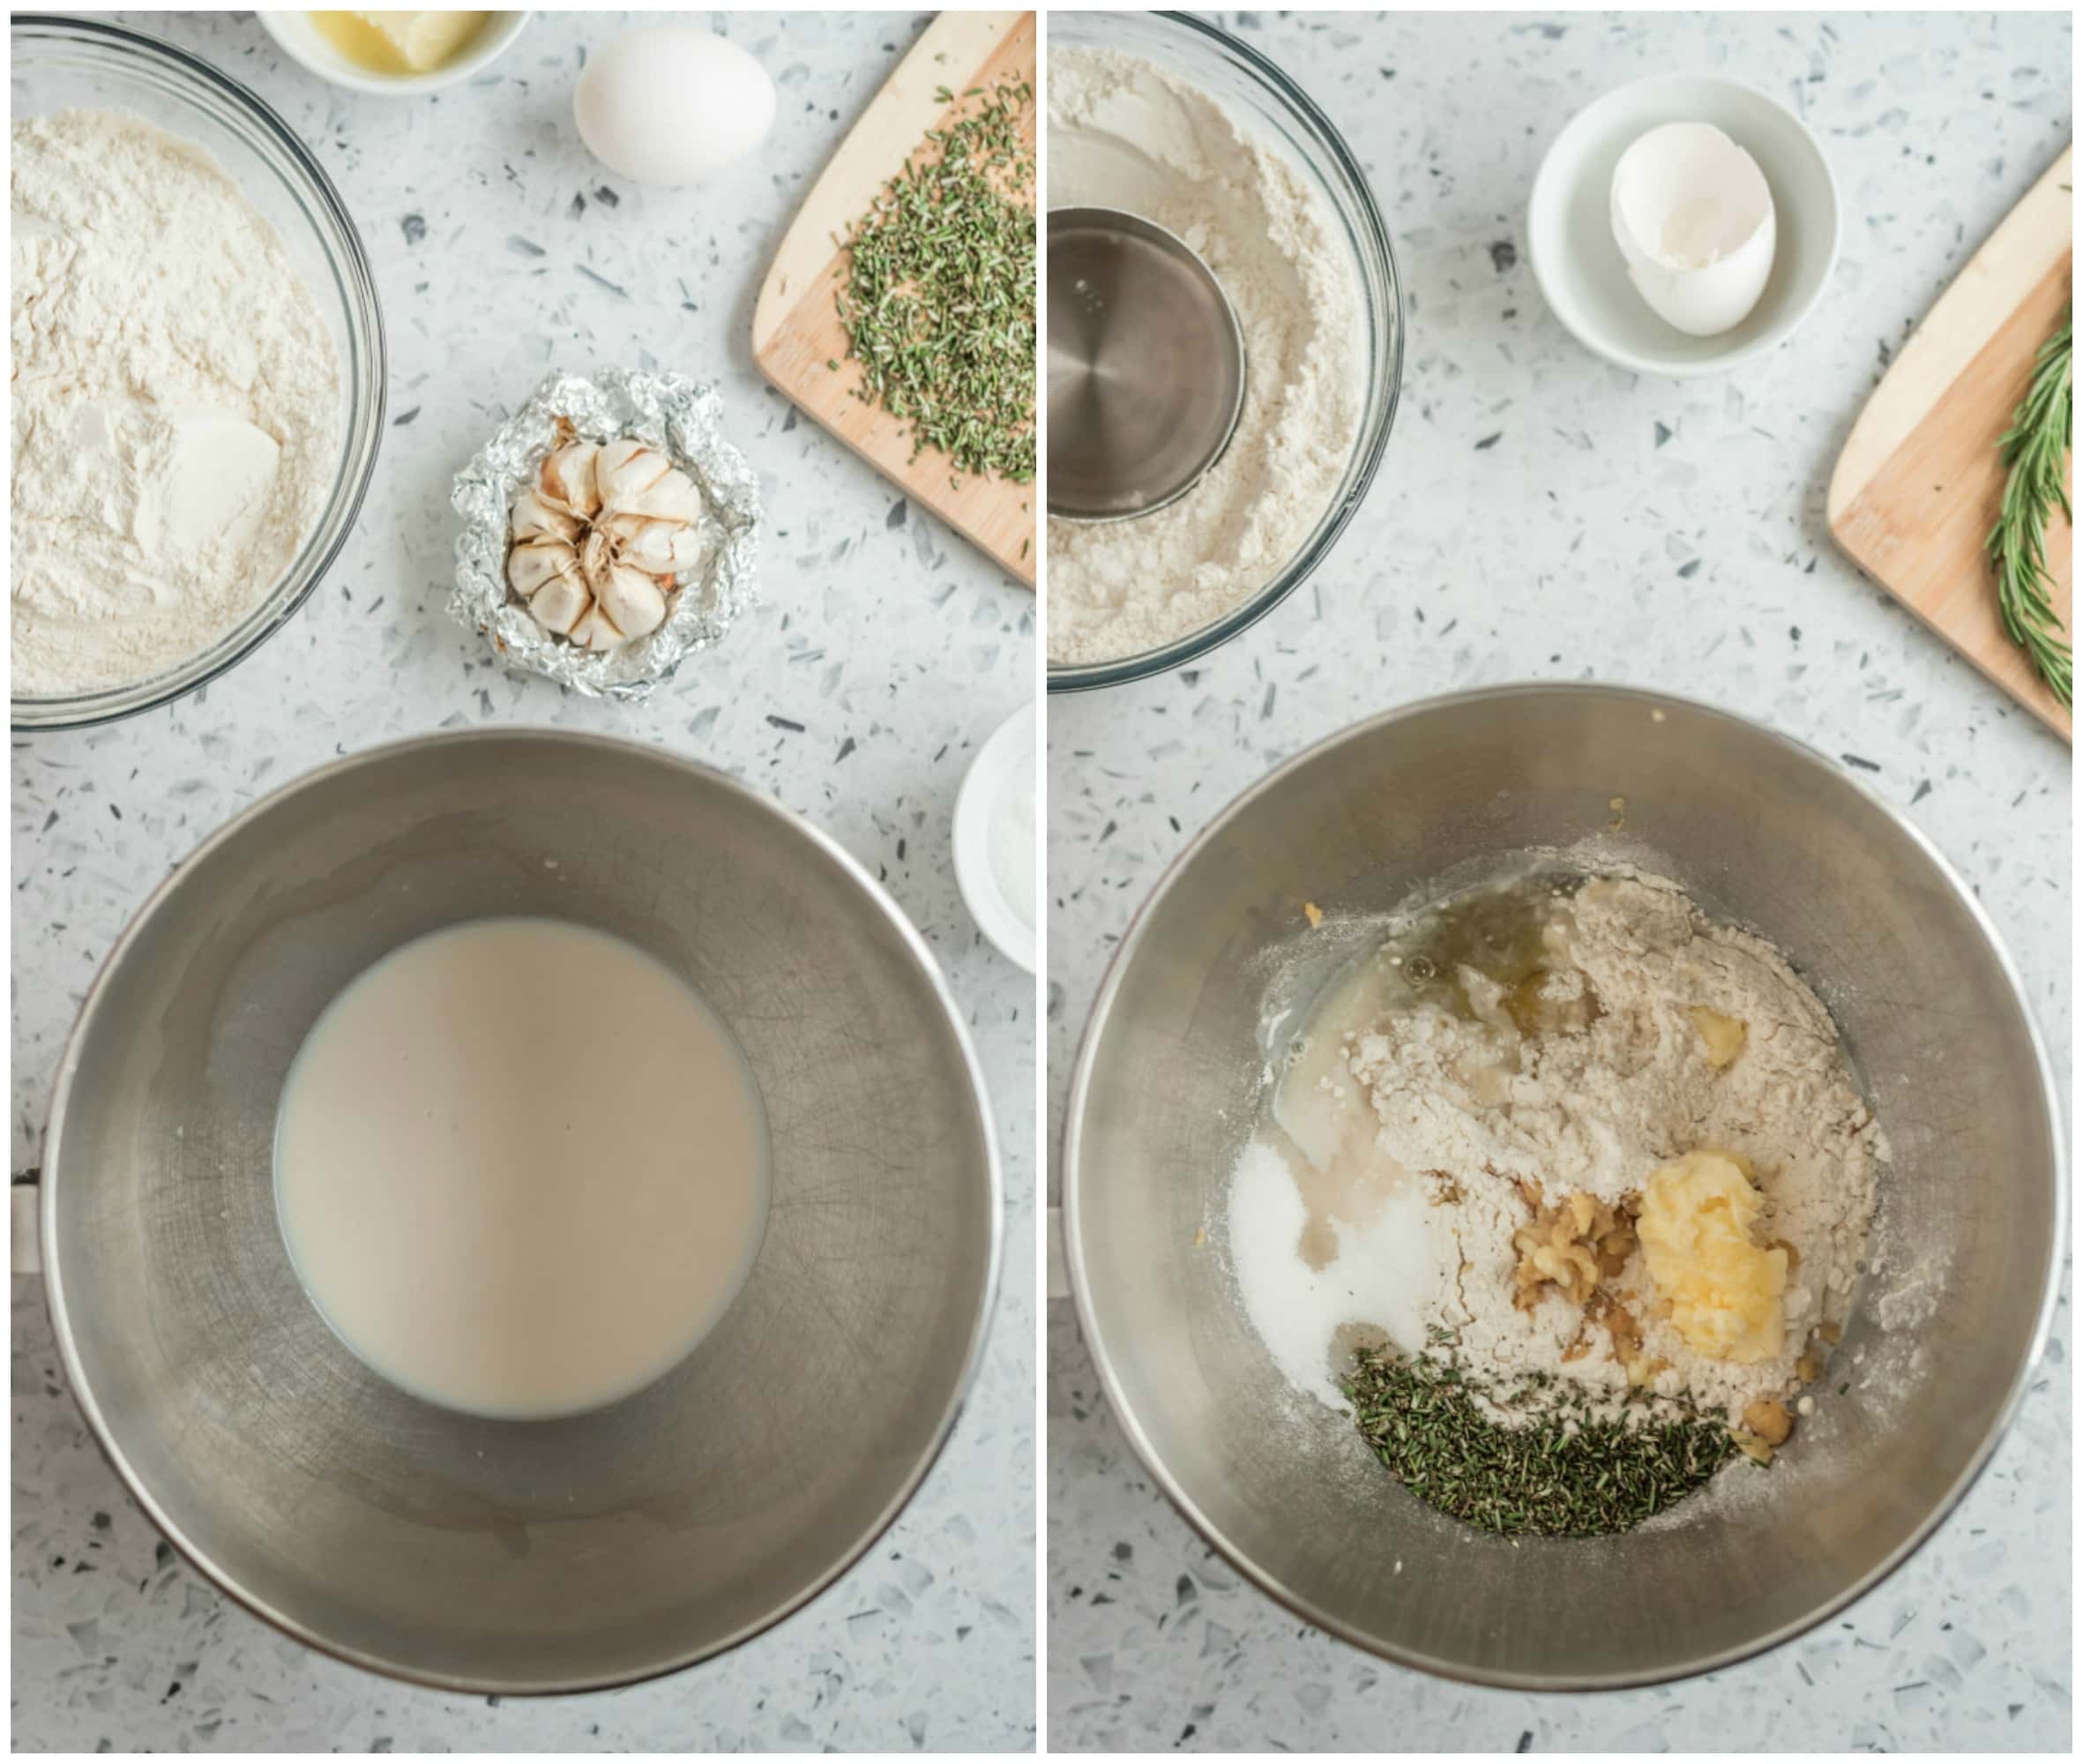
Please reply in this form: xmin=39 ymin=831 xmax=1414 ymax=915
xmin=1525 ymin=70 xmax=1843 ymax=379
xmin=39 ymin=727 xmax=1007 ymax=1696
xmin=1045 ymin=7 xmax=1406 ymax=691
xmin=253 ymin=9 xmax=532 ymax=97
xmin=1061 ymin=679 xmax=2066 ymax=1693
xmin=9 ymin=12 xmax=388 ymax=732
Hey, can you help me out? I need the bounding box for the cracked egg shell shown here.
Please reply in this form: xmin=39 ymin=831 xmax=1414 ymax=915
xmin=1610 ymin=122 xmax=1776 ymax=338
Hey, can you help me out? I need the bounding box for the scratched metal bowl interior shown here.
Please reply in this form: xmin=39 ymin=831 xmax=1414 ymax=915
xmin=1064 ymin=685 xmax=2061 ymax=1690
xmin=41 ymin=731 xmax=998 ymax=1694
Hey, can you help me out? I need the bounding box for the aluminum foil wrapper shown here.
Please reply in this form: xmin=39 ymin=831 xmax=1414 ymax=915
xmin=451 ymin=368 xmax=761 ymax=701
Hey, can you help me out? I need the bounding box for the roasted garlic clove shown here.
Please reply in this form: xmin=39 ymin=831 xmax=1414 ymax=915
xmin=570 ymin=604 xmax=629 ymax=651
xmin=507 ymin=536 xmax=581 ymax=601
xmin=539 ymin=441 xmax=602 ymax=519
xmin=511 ymin=486 xmax=579 ymax=545
xmin=596 ymin=437 xmax=706 ymax=523
xmin=529 ymin=570 xmax=590 ymax=637
xmin=594 ymin=437 xmax=661 ymax=505
xmin=1741 ymin=1397 xmax=1795 ymax=1446
xmin=606 ymin=511 xmax=710 ymax=575
xmin=628 ymin=466 xmax=704 ymax=525
xmin=597 ymin=564 xmax=668 ymax=640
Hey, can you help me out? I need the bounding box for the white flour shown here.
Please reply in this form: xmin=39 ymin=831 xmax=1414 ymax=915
xmin=1230 ymin=872 xmax=1886 ymax=1429
xmin=11 ymin=109 xmax=341 ymax=696
xmin=1047 ymin=49 xmax=1363 ymax=666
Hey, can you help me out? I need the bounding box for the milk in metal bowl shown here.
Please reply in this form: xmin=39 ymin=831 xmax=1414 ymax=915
xmin=275 ymin=917 xmax=771 ymax=1420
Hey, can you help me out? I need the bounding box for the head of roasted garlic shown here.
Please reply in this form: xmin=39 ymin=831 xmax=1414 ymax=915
xmin=506 ymin=437 xmax=711 ymax=650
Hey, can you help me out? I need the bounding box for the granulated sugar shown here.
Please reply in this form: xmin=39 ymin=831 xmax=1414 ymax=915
xmin=1227 ymin=1137 xmax=1437 ymax=1409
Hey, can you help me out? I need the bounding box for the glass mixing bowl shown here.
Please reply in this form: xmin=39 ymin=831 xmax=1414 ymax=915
xmin=11 ymin=15 xmax=386 ymax=731
xmin=1047 ymin=11 xmax=1403 ymax=692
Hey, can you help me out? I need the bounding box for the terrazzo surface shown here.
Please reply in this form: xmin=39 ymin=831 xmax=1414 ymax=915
xmin=1048 ymin=10 xmax=2072 ymax=1753
xmin=11 ymin=11 xmax=1034 ymax=1752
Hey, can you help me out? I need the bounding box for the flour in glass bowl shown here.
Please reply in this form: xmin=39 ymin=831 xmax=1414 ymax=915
xmin=11 ymin=108 xmax=342 ymax=698
xmin=1047 ymin=49 xmax=1364 ymax=667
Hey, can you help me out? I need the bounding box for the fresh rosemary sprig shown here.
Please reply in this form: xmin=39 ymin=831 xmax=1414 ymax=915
xmin=1988 ymin=310 xmax=2072 ymax=706
xmin=1343 ymin=1341 xmax=1741 ymax=1538
xmin=833 ymin=75 xmax=1035 ymax=484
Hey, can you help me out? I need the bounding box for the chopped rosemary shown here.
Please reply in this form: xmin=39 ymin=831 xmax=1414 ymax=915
xmin=1989 ymin=310 xmax=2072 ymax=706
xmin=1344 ymin=1341 xmax=1741 ymax=1538
xmin=833 ymin=74 xmax=1035 ymax=483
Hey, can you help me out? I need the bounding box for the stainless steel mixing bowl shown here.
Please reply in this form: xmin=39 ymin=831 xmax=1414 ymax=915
xmin=41 ymin=730 xmax=1001 ymax=1693
xmin=1047 ymin=206 xmax=1248 ymax=522
xmin=1063 ymin=684 xmax=2063 ymax=1690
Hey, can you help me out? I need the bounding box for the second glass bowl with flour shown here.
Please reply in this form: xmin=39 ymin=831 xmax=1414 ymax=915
xmin=11 ymin=17 xmax=385 ymax=731
xmin=1046 ymin=11 xmax=1402 ymax=691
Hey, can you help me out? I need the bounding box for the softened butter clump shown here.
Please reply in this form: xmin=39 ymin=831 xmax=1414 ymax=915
xmin=1638 ymin=1149 xmax=1786 ymax=1364
xmin=1688 ymin=1005 xmax=1748 ymax=1068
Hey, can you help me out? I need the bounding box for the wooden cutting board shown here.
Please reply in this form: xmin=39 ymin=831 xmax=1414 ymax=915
xmin=751 ymin=11 xmax=1036 ymax=586
xmin=1827 ymin=146 xmax=2073 ymax=740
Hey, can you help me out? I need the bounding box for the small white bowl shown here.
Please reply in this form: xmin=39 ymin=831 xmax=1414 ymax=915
xmin=952 ymin=701 xmax=1037 ymax=975
xmin=256 ymin=11 xmax=530 ymax=97
xmin=1527 ymin=73 xmax=1840 ymax=377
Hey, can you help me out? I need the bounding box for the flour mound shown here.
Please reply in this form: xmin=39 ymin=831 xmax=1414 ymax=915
xmin=1046 ymin=49 xmax=1364 ymax=666
xmin=1348 ymin=873 xmax=1885 ymax=1427
xmin=11 ymin=108 xmax=341 ymax=695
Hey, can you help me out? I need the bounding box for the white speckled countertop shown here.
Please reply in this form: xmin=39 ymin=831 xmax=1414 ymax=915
xmin=1049 ymin=10 xmax=2071 ymax=1752
xmin=11 ymin=11 xmax=1034 ymax=1752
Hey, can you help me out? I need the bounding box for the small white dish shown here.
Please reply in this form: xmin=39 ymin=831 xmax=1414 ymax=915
xmin=256 ymin=11 xmax=530 ymax=97
xmin=1527 ymin=73 xmax=1839 ymax=377
xmin=953 ymin=701 xmax=1037 ymax=975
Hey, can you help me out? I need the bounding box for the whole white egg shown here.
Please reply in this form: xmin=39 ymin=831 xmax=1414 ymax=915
xmin=573 ymin=26 xmax=775 ymax=186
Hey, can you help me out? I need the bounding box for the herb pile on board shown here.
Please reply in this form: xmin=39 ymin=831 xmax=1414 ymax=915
xmin=834 ymin=74 xmax=1035 ymax=485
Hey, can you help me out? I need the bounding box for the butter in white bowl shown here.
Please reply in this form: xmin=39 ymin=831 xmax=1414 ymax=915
xmin=308 ymin=11 xmax=491 ymax=75
xmin=258 ymin=10 xmax=528 ymax=95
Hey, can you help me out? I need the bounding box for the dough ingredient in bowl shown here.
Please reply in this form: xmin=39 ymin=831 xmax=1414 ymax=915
xmin=1228 ymin=870 xmax=1888 ymax=1536
xmin=11 ymin=109 xmax=342 ymax=697
xmin=1048 ymin=49 xmax=1363 ymax=667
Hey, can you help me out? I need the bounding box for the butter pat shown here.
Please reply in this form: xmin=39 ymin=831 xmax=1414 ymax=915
xmin=1688 ymin=1005 xmax=1747 ymax=1068
xmin=361 ymin=11 xmax=488 ymax=70
xmin=1638 ymin=1149 xmax=1786 ymax=1364
xmin=310 ymin=11 xmax=490 ymax=76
